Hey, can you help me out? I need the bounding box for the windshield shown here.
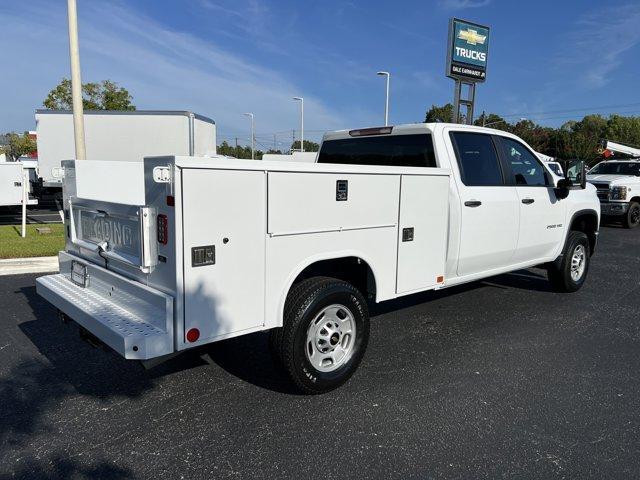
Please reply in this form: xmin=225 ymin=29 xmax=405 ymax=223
xmin=589 ymin=162 xmax=640 ymax=176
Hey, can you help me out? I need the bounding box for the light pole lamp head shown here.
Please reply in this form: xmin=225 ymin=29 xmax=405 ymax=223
xmin=376 ymin=71 xmax=390 ymax=77
xmin=293 ymin=96 xmax=303 ymax=101
xmin=243 ymin=112 xmax=253 ymax=119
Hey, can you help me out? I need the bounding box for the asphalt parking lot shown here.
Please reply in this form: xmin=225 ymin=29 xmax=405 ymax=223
xmin=0 ymin=205 xmax=61 ymax=226
xmin=1 ymin=224 xmax=639 ymax=479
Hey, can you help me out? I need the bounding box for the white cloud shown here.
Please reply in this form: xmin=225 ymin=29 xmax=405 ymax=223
xmin=558 ymin=3 xmax=640 ymax=89
xmin=0 ymin=1 xmax=371 ymax=144
xmin=438 ymin=0 xmax=491 ymax=9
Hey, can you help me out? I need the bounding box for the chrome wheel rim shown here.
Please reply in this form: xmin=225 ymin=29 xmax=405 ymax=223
xmin=570 ymin=244 xmax=586 ymax=282
xmin=305 ymin=304 xmax=356 ymax=373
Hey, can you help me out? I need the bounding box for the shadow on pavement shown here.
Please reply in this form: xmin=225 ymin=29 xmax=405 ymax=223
xmin=10 ymin=268 xmax=555 ymax=414
xmin=3 ymin=455 xmax=134 ymax=480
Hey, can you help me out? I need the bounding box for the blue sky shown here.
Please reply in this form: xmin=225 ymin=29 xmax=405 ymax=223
xmin=2 ymin=0 xmax=640 ymax=149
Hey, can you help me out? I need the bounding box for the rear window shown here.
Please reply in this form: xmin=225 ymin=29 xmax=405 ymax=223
xmin=317 ymin=134 xmax=437 ymax=168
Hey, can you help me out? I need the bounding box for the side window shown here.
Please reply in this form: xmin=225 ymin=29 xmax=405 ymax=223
xmin=450 ymin=132 xmax=503 ymax=186
xmin=499 ymin=137 xmax=548 ymax=186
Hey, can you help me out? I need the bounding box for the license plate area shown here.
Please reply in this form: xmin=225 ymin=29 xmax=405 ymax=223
xmin=70 ymin=260 xmax=89 ymax=287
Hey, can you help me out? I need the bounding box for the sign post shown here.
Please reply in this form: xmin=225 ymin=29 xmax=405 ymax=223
xmin=446 ymin=18 xmax=490 ymax=124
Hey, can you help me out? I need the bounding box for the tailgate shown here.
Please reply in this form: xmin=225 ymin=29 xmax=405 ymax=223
xmin=68 ymin=198 xmax=158 ymax=272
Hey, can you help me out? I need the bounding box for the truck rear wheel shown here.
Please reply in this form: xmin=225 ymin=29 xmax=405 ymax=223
xmin=270 ymin=276 xmax=369 ymax=394
xmin=547 ymin=231 xmax=590 ymax=293
xmin=623 ymin=202 xmax=640 ymax=229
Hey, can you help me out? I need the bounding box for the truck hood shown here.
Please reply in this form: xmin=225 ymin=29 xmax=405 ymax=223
xmin=587 ymin=174 xmax=640 ymax=185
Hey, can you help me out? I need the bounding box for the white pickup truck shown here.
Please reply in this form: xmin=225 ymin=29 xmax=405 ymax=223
xmin=36 ymin=123 xmax=599 ymax=394
xmin=587 ymin=160 xmax=640 ymax=228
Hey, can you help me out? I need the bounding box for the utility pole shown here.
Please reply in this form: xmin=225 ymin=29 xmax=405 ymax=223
xmin=376 ymin=71 xmax=390 ymax=126
xmin=243 ymin=113 xmax=255 ymax=160
xmin=273 ymin=133 xmax=277 ymax=152
xmin=67 ymin=0 xmax=86 ymax=160
xmin=293 ymin=97 xmax=304 ymax=152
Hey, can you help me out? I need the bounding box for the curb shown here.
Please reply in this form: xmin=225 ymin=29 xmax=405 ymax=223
xmin=0 ymin=256 xmax=59 ymax=276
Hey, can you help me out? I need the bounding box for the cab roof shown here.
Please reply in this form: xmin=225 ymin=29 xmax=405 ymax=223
xmin=321 ymin=122 xmax=519 ymax=142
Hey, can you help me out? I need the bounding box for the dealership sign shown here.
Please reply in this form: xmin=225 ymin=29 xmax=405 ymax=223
xmin=446 ymin=18 xmax=490 ymax=82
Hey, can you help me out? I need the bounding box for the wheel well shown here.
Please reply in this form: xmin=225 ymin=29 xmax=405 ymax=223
xmin=629 ymin=196 xmax=640 ymax=205
xmin=293 ymin=257 xmax=376 ymax=300
xmin=569 ymin=212 xmax=598 ymax=254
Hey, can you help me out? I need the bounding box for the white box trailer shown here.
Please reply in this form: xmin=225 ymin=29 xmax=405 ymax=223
xmin=0 ymin=161 xmax=38 ymax=207
xmin=35 ymin=110 xmax=216 ymax=188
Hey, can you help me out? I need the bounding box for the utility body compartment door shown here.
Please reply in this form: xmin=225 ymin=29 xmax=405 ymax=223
xmin=181 ymin=169 xmax=266 ymax=344
xmin=396 ymin=175 xmax=449 ymax=293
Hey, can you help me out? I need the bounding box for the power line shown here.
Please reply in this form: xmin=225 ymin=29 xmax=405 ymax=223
xmin=500 ymin=102 xmax=640 ymax=119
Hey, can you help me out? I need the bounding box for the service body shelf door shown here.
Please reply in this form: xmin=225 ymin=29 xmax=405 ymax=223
xmin=396 ymin=174 xmax=449 ymax=294
xmin=181 ymin=169 xmax=266 ymax=343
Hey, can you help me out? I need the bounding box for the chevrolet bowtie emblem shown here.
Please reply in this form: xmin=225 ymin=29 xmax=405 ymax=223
xmin=458 ymin=28 xmax=486 ymax=46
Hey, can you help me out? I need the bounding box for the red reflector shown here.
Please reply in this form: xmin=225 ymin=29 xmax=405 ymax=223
xmin=186 ymin=328 xmax=200 ymax=343
xmin=437 ymin=275 xmax=444 ymax=283
xmin=157 ymin=214 xmax=168 ymax=245
xmin=166 ymin=195 xmax=175 ymax=206
xmin=603 ymin=149 xmax=613 ymax=158
xmin=349 ymin=126 xmax=393 ymax=137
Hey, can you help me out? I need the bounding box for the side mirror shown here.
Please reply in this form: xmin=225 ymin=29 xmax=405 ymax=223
xmin=554 ymin=178 xmax=572 ymax=200
xmin=564 ymin=159 xmax=587 ymax=189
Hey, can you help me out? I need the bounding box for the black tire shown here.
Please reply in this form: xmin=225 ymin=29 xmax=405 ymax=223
xmin=269 ymin=276 xmax=369 ymax=394
xmin=623 ymin=202 xmax=640 ymax=229
xmin=547 ymin=231 xmax=590 ymax=293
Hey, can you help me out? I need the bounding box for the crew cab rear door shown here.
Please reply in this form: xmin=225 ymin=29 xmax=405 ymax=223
xmin=448 ymin=130 xmax=520 ymax=276
xmin=495 ymin=136 xmax=567 ymax=262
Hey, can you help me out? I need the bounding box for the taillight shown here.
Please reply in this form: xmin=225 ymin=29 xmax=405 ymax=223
xmin=157 ymin=214 xmax=168 ymax=245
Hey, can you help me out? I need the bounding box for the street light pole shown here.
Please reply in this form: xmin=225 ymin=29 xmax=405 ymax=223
xmin=376 ymin=71 xmax=390 ymax=126
xmin=67 ymin=0 xmax=86 ymax=160
xmin=243 ymin=112 xmax=254 ymax=160
xmin=293 ymin=97 xmax=304 ymax=152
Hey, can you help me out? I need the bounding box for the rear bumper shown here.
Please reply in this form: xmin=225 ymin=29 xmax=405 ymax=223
xmin=36 ymin=252 xmax=174 ymax=360
xmin=600 ymin=201 xmax=629 ymax=216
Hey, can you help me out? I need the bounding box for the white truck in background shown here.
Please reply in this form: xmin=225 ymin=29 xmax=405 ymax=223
xmin=36 ymin=123 xmax=599 ymax=394
xmin=588 ymin=140 xmax=640 ymax=228
xmin=35 ymin=110 xmax=217 ymax=194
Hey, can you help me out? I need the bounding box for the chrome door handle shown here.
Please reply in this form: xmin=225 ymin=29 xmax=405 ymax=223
xmin=464 ymin=200 xmax=482 ymax=207
xmin=521 ymin=198 xmax=535 ymax=204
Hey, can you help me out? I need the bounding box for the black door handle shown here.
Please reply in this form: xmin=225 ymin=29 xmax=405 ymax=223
xmin=521 ymin=198 xmax=535 ymax=204
xmin=464 ymin=200 xmax=482 ymax=207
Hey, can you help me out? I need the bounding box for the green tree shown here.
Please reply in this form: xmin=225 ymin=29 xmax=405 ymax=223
xmin=43 ymin=78 xmax=135 ymax=111
xmin=217 ymin=140 xmax=263 ymax=159
xmin=0 ymin=132 xmax=37 ymax=161
xmin=425 ymin=103 xmax=454 ymax=123
xmin=474 ymin=112 xmax=508 ymax=129
xmin=291 ymin=140 xmax=319 ymax=152
xmin=604 ymin=115 xmax=640 ymax=148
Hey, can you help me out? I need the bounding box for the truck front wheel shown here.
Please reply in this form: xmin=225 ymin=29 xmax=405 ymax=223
xmin=547 ymin=231 xmax=590 ymax=293
xmin=623 ymin=202 xmax=640 ymax=229
xmin=270 ymin=277 xmax=370 ymax=394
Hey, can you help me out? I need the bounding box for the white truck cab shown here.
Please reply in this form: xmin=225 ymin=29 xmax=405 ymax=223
xmin=36 ymin=123 xmax=599 ymax=394
xmin=588 ymin=144 xmax=640 ymax=228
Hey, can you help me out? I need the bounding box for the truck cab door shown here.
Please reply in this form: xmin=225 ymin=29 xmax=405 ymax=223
xmin=448 ymin=131 xmax=520 ymax=276
xmin=495 ymin=136 xmax=567 ymax=262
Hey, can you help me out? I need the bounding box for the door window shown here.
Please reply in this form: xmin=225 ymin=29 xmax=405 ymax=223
xmin=499 ymin=138 xmax=548 ymax=186
xmin=450 ymin=132 xmax=503 ymax=186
